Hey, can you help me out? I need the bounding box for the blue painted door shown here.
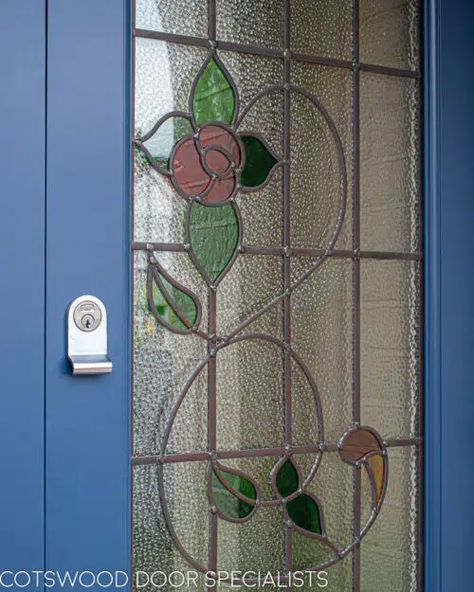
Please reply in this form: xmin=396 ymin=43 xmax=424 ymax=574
xmin=1 ymin=1 xmax=473 ymax=591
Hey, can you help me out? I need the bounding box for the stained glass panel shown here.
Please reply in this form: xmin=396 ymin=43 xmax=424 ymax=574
xmin=132 ymin=2 xmax=422 ymax=590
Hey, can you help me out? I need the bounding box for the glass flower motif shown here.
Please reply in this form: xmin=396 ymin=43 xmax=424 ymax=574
xmin=135 ymin=52 xmax=280 ymax=206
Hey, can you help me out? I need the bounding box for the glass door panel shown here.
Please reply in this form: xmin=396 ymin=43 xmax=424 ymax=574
xmin=132 ymin=2 xmax=422 ymax=591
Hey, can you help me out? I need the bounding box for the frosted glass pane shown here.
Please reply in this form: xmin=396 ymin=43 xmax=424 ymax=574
xmin=360 ymin=72 xmax=421 ymax=252
xmin=292 ymin=258 xmax=353 ymax=444
xmin=291 ymin=62 xmax=352 ymax=250
xmin=360 ymin=446 xmax=421 ymax=592
xmin=135 ymin=0 xmax=208 ymax=38
xmin=291 ymin=0 xmax=352 ymax=60
xmin=216 ymin=0 xmax=283 ymax=49
xmin=360 ymin=0 xmax=420 ymax=70
xmin=360 ymin=260 xmax=421 ymax=440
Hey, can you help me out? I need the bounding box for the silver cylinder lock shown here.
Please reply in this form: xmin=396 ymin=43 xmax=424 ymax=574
xmin=67 ymin=295 xmax=112 ymax=375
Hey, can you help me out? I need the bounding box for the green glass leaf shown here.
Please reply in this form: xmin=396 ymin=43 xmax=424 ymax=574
xmin=287 ymin=494 xmax=323 ymax=535
xmin=140 ymin=116 xmax=193 ymax=171
xmin=211 ymin=466 xmax=257 ymax=520
xmin=240 ymin=134 xmax=278 ymax=188
xmin=189 ymin=202 xmax=239 ymax=283
xmin=192 ymin=57 xmax=236 ymax=126
xmin=275 ymin=458 xmax=300 ymax=498
xmin=148 ymin=264 xmax=200 ymax=333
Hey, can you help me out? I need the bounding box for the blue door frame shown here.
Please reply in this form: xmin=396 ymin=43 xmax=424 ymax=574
xmin=0 ymin=1 xmax=473 ymax=590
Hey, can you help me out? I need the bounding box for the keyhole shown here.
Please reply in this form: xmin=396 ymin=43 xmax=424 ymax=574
xmin=81 ymin=314 xmax=95 ymax=330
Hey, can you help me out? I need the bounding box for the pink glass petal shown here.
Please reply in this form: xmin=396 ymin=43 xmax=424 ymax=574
xmin=199 ymin=125 xmax=241 ymax=169
xmin=204 ymin=148 xmax=231 ymax=176
xmin=201 ymin=174 xmax=237 ymax=204
xmin=172 ymin=136 xmax=211 ymax=197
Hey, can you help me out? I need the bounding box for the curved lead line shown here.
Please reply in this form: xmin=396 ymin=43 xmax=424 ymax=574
xmin=134 ymin=140 xmax=172 ymax=177
xmin=218 ymin=333 xmax=325 ymax=446
xmin=235 ymin=85 xmax=285 ymax=129
xmin=156 ymin=462 xmax=210 ymax=574
xmin=219 ymin=84 xmax=347 ymax=342
xmin=147 ymin=267 xmax=192 ymax=336
xmin=149 ymin=262 xmax=195 ymax=331
xmin=139 ymin=110 xmax=197 ymax=143
xmin=212 ymin=461 xmax=261 ymax=507
xmin=147 ymin=258 xmax=210 ymax=341
xmin=216 ymin=332 xmax=325 ymax=505
xmin=136 ymin=111 xmax=196 ymax=177
xmin=160 ymin=357 xmax=210 ymax=458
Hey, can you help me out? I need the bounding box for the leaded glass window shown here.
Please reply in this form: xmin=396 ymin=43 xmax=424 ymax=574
xmin=132 ymin=1 xmax=422 ymax=590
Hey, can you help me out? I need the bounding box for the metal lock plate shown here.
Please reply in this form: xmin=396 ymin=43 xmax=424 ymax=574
xmin=67 ymin=295 xmax=112 ymax=375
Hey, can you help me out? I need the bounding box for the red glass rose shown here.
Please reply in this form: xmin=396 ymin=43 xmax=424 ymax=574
xmin=170 ymin=124 xmax=243 ymax=205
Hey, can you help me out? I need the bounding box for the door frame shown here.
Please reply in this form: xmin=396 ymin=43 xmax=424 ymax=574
xmin=424 ymin=1 xmax=474 ymax=591
xmin=1 ymin=1 xmax=473 ymax=590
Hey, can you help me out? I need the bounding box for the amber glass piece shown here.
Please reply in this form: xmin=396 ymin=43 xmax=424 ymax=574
xmin=189 ymin=202 xmax=239 ymax=282
xmin=240 ymin=134 xmax=278 ymax=188
xmin=192 ymin=57 xmax=236 ymax=126
xmin=287 ymin=494 xmax=322 ymax=534
xmin=340 ymin=428 xmax=382 ymax=463
xmin=275 ymin=458 xmax=299 ymax=498
xmin=211 ymin=466 xmax=257 ymax=520
xmin=368 ymin=453 xmax=385 ymax=503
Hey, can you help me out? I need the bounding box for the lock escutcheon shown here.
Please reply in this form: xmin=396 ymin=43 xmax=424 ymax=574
xmin=73 ymin=300 xmax=102 ymax=332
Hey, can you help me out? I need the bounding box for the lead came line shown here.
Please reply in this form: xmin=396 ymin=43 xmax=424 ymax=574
xmin=352 ymin=2 xmax=362 ymax=591
xmin=282 ymin=0 xmax=293 ymax=585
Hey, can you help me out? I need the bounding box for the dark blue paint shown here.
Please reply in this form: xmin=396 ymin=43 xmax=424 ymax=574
xmin=425 ymin=0 xmax=474 ymax=590
xmin=0 ymin=0 xmax=46 ymax=576
xmin=45 ymin=0 xmax=131 ymax=586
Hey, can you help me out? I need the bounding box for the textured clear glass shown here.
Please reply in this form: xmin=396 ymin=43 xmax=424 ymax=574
xmin=216 ymin=337 xmax=284 ymax=450
xmin=298 ymin=452 xmax=354 ymax=550
xmin=360 ymin=0 xmax=420 ymax=70
xmin=360 ymin=445 xmax=421 ymax=591
xmin=217 ymin=254 xmax=282 ymax=338
xmin=294 ymin=552 xmax=352 ymax=592
xmin=135 ymin=39 xmax=207 ymax=136
xmin=237 ymin=169 xmax=283 ymax=248
xmin=360 ymin=260 xmax=421 ymax=440
xmin=360 ymin=72 xmax=421 ymax=252
xmin=133 ymin=464 xmax=210 ymax=590
xmin=135 ymin=0 xmax=208 ymax=38
xmin=292 ymin=258 xmax=353 ymax=445
xmin=290 ymin=90 xmax=348 ymax=252
xmin=291 ymin=63 xmax=352 ymax=250
xmin=216 ymin=0 xmax=283 ymax=49
xmin=290 ymin=0 xmax=352 ymax=60
xmin=134 ymin=151 xmax=186 ymax=244
xmin=219 ymin=50 xmax=283 ymax=146
xmin=218 ymin=506 xmax=285 ymax=572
